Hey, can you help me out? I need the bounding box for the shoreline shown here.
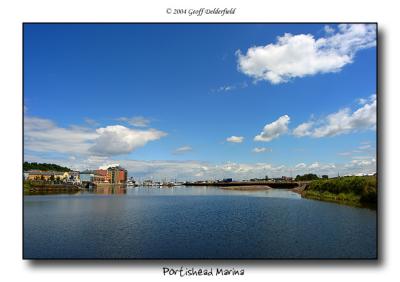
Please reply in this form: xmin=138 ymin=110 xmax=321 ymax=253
xmin=221 ymin=185 xmax=271 ymax=191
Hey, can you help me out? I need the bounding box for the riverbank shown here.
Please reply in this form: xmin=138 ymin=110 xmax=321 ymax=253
xmin=300 ymin=176 xmax=377 ymax=207
xmin=24 ymin=181 xmax=81 ymax=194
xmin=221 ymin=185 xmax=271 ymax=191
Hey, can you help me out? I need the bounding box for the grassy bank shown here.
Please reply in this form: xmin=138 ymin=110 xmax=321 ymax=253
xmin=302 ymin=176 xmax=377 ymax=207
xmin=24 ymin=180 xmax=81 ymax=194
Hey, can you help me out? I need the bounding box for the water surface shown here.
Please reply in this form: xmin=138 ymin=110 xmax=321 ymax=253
xmin=24 ymin=186 xmax=376 ymax=259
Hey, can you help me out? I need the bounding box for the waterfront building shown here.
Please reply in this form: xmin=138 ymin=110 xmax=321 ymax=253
xmin=26 ymin=170 xmax=69 ymax=181
xmin=66 ymin=171 xmax=80 ymax=184
xmin=107 ymin=166 xmax=127 ymax=184
xmin=79 ymin=167 xmax=128 ymax=184
xmin=95 ymin=169 xmax=110 ymax=183
xmin=80 ymin=170 xmax=95 ymax=182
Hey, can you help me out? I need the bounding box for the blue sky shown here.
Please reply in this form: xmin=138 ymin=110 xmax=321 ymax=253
xmin=24 ymin=23 xmax=377 ymax=180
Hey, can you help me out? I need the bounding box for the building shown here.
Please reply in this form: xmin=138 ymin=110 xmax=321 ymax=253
xmin=79 ymin=166 xmax=128 ymax=184
xmin=26 ymin=170 xmax=69 ymax=181
xmin=95 ymin=169 xmax=110 ymax=183
xmin=80 ymin=170 xmax=95 ymax=182
xmin=107 ymin=166 xmax=127 ymax=184
xmin=66 ymin=171 xmax=80 ymax=184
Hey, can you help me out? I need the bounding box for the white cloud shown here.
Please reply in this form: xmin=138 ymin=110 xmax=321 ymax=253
xmin=24 ymin=116 xmax=98 ymax=155
xmin=236 ymin=24 xmax=376 ymax=84
xmin=84 ymin=117 xmax=99 ymax=126
xmin=308 ymin=162 xmax=320 ymax=169
xmin=24 ymin=152 xmax=376 ymax=181
xmin=25 ymin=116 xmax=167 ymax=156
xmin=226 ymin=136 xmax=244 ymax=143
xmin=292 ymin=121 xmax=313 ymax=137
xmin=252 ymin=147 xmax=271 ymax=153
xmin=295 ymin=163 xmax=307 ymax=169
xmin=294 ymin=95 xmax=376 ymax=138
xmin=358 ymin=144 xmax=371 ymax=150
xmin=99 ymin=163 xmax=120 ymax=170
xmin=217 ymin=85 xmax=236 ymax=92
xmin=117 ymin=116 xmax=151 ymax=127
xmin=254 ymin=115 xmax=290 ymax=142
xmin=357 ymin=98 xmax=368 ymax=105
xmin=213 ymin=81 xmax=248 ymax=93
xmin=90 ymin=125 xmax=166 ymax=156
xmin=324 ymin=25 xmax=335 ymax=34
xmin=173 ymin=146 xmax=193 ymax=154
xmin=345 ymin=158 xmax=376 ymax=169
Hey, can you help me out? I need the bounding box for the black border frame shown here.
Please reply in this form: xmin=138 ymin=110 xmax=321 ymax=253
xmin=22 ymin=22 xmax=379 ymax=261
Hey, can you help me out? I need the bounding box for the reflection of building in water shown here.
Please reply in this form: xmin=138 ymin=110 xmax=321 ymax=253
xmin=95 ymin=185 xmax=127 ymax=195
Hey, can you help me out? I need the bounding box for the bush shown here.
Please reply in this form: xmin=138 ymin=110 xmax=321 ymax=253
xmin=306 ymin=176 xmax=376 ymax=204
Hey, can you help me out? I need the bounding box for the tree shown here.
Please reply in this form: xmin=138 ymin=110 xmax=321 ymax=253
xmin=295 ymin=174 xmax=319 ymax=181
xmin=23 ymin=162 xmax=71 ymax=172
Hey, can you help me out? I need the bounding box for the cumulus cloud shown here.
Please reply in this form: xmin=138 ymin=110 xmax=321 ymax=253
xmin=100 ymin=159 xmax=373 ymax=180
xmin=226 ymin=136 xmax=244 ymax=143
xmin=25 ymin=151 xmax=376 ymax=181
xmin=173 ymin=146 xmax=193 ymax=154
xmin=295 ymin=163 xmax=307 ymax=169
xmin=236 ymin=24 xmax=376 ymax=84
xmin=254 ymin=115 xmax=290 ymax=142
xmin=293 ymin=95 xmax=376 ymax=138
xmin=292 ymin=121 xmax=313 ymax=137
xmin=117 ymin=116 xmax=151 ymax=127
xmin=308 ymin=162 xmax=320 ymax=169
xmin=25 ymin=116 xmax=167 ymax=156
xmin=90 ymin=125 xmax=166 ymax=156
xmin=324 ymin=25 xmax=335 ymax=34
xmin=252 ymin=147 xmax=271 ymax=153
xmin=357 ymin=98 xmax=368 ymax=105
xmin=345 ymin=157 xmax=376 ymax=169
xmin=99 ymin=163 xmax=120 ymax=170
xmin=24 ymin=116 xmax=98 ymax=155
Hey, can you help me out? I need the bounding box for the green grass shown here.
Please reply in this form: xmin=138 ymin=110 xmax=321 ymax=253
xmin=23 ymin=181 xmax=31 ymax=192
xmin=303 ymin=176 xmax=376 ymax=205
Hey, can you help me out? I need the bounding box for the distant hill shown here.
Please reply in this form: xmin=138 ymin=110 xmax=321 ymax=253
xmin=23 ymin=162 xmax=72 ymax=172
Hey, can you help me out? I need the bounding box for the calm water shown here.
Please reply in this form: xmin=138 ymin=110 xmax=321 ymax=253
xmin=24 ymin=186 xmax=376 ymax=259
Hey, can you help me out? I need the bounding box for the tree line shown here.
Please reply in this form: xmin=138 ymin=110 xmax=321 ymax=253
xmin=23 ymin=162 xmax=72 ymax=172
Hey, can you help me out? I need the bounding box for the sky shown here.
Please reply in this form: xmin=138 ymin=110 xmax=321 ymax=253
xmin=24 ymin=23 xmax=377 ymax=180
